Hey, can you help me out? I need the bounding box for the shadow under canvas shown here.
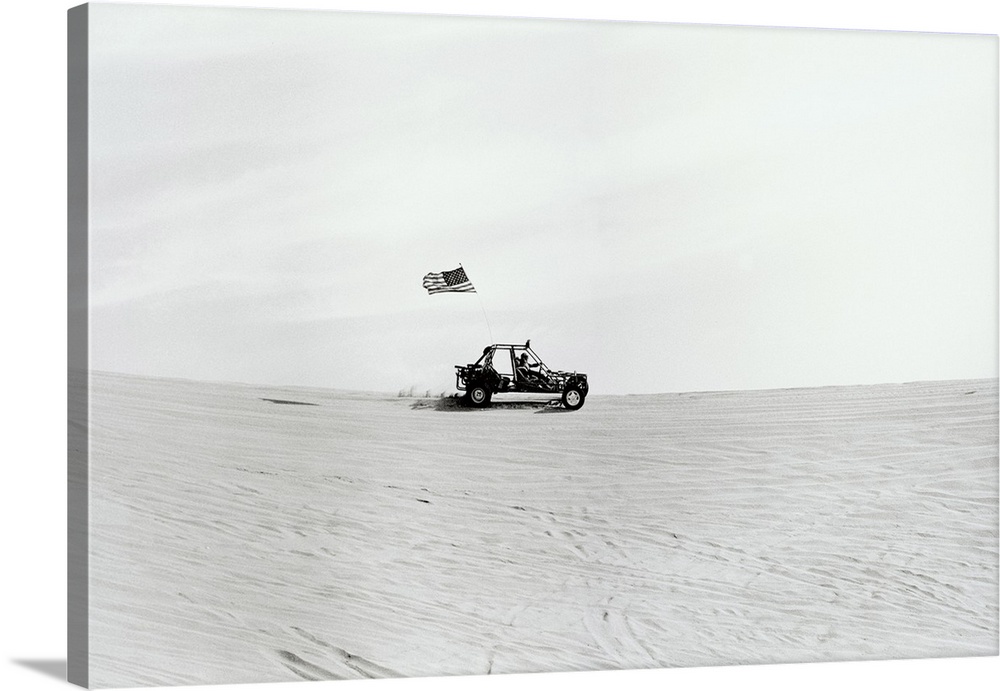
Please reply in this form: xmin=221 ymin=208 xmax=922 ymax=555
xmin=12 ymin=659 xmax=68 ymax=683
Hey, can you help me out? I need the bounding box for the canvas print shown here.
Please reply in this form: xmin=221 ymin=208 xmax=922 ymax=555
xmin=68 ymin=3 xmax=999 ymax=688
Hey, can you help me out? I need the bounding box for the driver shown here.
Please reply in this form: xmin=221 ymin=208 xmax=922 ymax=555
xmin=517 ymin=353 xmax=548 ymax=384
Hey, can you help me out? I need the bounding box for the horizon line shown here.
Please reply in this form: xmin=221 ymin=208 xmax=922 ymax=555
xmin=78 ymin=368 xmax=1000 ymax=399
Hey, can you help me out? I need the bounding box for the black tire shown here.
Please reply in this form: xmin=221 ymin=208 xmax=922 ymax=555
xmin=466 ymin=384 xmax=492 ymax=408
xmin=562 ymin=384 xmax=585 ymax=410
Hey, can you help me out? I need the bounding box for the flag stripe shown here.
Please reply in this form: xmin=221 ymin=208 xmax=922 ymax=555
xmin=425 ymin=285 xmax=475 ymax=294
xmin=424 ymin=285 xmax=475 ymax=293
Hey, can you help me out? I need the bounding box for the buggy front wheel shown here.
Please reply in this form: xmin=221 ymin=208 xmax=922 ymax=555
xmin=562 ymin=384 xmax=585 ymax=410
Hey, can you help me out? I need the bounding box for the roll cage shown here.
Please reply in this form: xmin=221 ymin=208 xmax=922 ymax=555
xmin=474 ymin=343 xmax=551 ymax=386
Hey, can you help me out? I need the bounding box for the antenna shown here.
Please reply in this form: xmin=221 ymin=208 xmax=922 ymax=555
xmin=461 ymin=263 xmax=493 ymax=342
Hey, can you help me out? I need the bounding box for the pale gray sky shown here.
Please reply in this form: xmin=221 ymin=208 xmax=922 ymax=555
xmin=88 ymin=3 xmax=997 ymax=394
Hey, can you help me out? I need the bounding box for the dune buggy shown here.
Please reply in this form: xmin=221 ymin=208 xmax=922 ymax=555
xmin=455 ymin=340 xmax=589 ymax=410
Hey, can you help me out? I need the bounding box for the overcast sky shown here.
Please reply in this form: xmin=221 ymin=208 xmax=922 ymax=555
xmin=87 ymin=3 xmax=997 ymax=394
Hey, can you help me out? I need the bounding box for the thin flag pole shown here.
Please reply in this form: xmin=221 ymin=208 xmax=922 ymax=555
xmin=478 ymin=296 xmax=494 ymax=343
xmin=462 ymin=263 xmax=493 ymax=343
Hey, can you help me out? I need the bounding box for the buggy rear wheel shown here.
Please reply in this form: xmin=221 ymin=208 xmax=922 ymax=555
xmin=466 ymin=385 xmax=492 ymax=408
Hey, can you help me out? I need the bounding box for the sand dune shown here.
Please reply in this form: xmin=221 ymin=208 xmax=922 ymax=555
xmin=84 ymin=373 xmax=998 ymax=687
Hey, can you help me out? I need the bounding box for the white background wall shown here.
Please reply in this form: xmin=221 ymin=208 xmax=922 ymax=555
xmin=1 ymin=2 xmax=996 ymax=691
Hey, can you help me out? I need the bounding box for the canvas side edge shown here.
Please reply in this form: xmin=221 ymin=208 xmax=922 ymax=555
xmin=68 ymin=4 xmax=89 ymax=688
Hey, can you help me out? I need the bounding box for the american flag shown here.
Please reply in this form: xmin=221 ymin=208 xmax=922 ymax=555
xmin=423 ymin=266 xmax=476 ymax=294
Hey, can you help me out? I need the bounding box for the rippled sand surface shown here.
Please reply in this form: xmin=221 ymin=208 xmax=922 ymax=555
xmin=84 ymin=373 xmax=998 ymax=687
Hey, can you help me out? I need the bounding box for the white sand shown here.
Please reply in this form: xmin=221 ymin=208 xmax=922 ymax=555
xmin=85 ymin=373 xmax=998 ymax=687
